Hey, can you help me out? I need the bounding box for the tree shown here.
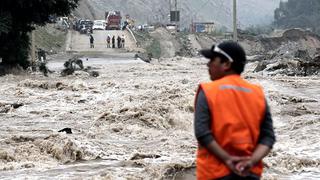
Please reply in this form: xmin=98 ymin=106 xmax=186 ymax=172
xmin=0 ymin=0 xmax=79 ymax=68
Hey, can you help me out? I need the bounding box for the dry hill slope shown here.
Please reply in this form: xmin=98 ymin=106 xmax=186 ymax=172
xmin=76 ymin=0 xmax=280 ymax=29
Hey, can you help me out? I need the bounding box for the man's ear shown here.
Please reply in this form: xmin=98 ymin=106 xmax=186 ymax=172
xmin=222 ymin=61 xmax=232 ymax=71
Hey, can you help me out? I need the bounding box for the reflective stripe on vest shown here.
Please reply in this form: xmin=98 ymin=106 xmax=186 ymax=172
xmin=196 ymin=75 xmax=265 ymax=180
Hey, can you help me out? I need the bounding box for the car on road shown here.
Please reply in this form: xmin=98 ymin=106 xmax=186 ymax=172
xmin=76 ymin=19 xmax=93 ymax=34
xmin=93 ymin=20 xmax=106 ymax=30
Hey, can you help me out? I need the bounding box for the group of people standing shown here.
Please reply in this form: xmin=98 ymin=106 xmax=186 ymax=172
xmin=106 ymin=35 xmax=125 ymax=48
xmin=89 ymin=34 xmax=125 ymax=49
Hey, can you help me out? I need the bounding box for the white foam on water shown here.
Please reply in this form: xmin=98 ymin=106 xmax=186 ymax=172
xmin=0 ymin=58 xmax=319 ymax=179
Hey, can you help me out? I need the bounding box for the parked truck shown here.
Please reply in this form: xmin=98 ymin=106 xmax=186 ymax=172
xmin=105 ymin=11 xmax=122 ymax=30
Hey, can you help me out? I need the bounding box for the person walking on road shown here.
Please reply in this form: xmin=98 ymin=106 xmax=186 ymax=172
xmin=89 ymin=34 xmax=94 ymax=48
xmin=106 ymin=34 xmax=111 ymax=48
xmin=194 ymin=41 xmax=275 ymax=180
xmin=112 ymin=36 xmax=115 ymax=48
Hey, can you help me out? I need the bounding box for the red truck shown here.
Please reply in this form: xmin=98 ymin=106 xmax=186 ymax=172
xmin=105 ymin=11 xmax=122 ymax=30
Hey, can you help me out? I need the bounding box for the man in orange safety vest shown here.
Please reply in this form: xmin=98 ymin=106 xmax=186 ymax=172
xmin=194 ymin=41 xmax=276 ymax=180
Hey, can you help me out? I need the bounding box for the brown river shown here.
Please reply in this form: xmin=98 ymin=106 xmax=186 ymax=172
xmin=0 ymin=56 xmax=319 ymax=179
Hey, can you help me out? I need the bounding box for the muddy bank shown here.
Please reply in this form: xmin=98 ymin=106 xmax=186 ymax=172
xmin=134 ymin=28 xmax=217 ymax=59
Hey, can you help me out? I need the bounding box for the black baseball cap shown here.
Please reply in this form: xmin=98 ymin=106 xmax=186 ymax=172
xmin=200 ymin=41 xmax=246 ymax=64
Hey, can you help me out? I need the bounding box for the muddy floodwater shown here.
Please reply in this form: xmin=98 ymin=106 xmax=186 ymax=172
xmin=0 ymin=57 xmax=319 ymax=179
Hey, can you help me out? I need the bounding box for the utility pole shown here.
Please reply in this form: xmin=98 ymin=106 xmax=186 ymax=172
xmin=174 ymin=0 xmax=177 ymax=11
xmin=233 ymin=0 xmax=238 ymax=41
xmin=174 ymin=0 xmax=179 ymax=30
xmin=31 ymin=30 xmax=36 ymax=70
xmin=169 ymin=0 xmax=172 ymax=18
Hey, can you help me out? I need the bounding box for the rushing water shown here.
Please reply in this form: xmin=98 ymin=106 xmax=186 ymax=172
xmin=0 ymin=57 xmax=319 ymax=179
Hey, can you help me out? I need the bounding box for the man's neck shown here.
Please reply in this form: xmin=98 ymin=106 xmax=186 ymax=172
xmin=223 ymin=71 xmax=239 ymax=77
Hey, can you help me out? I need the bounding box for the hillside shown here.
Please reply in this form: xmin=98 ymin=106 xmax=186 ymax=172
xmin=75 ymin=0 xmax=280 ymax=29
xmin=274 ymin=0 xmax=320 ymax=34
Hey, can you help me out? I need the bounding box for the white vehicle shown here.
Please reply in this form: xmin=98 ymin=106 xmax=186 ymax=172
xmin=166 ymin=24 xmax=177 ymax=31
xmin=92 ymin=20 xmax=106 ymax=30
xmin=166 ymin=24 xmax=178 ymax=34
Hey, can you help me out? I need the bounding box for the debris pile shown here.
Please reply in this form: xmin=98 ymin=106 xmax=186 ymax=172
xmin=61 ymin=56 xmax=99 ymax=77
xmin=249 ymin=29 xmax=320 ymax=76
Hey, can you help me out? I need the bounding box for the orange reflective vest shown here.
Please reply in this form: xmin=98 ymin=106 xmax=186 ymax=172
xmin=195 ymin=75 xmax=266 ymax=180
